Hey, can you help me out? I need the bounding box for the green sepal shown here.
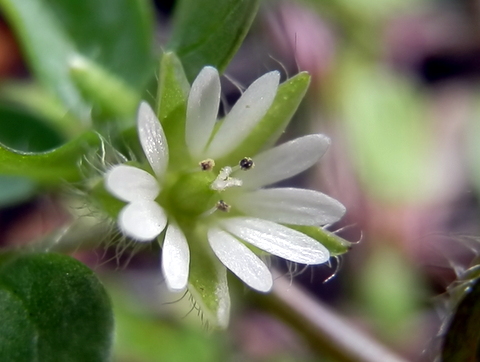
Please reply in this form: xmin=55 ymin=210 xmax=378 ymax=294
xmin=69 ymin=56 xmax=140 ymax=121
xmin=168 ymin=0 xmax=261 ymax=82
xmin=186 ymin=226 xmax=230 ymax=329
xmin=286 ymin=224 xmax=352 ymax=256
xmin=0 ymin=131 xmax=100 ymax=184
xmin=155 ymin=52 xmax=190 ymax=169
xmin=90 ymin=178 xmax=126 ymax=219
xmin=217 ymin=72 xmax=311 ymax=167
xmin=0 ymin=252 xmax=113 ymax=362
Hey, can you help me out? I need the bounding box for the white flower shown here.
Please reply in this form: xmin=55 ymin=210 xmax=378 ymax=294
xmin=105 ymin=66 xmax=346 ymax=295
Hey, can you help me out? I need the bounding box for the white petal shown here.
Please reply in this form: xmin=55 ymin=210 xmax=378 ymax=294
xmin=162 ymin=223 xmax=190 ymax=292
xmin=219 ymin=217 xmax=329 ymax=264
xmin=186 ymin=67 xmax=221 ymax=157
xmin=231 ymin=188 xmax=346 ymax=226
xmin=206 ymin=71 xmax=280 ymax=158
xmin=239 ymin=134 xmax=330 ymax=189
xmin=137 ymin=102 xmax=169 ymax=179
xmin=208 ymin=228 xmax=273 ymax=292
xmin=105 ymin=165 xmax=159 ymax=202
xmin=118 ymin=201 xmax=167 ymax=241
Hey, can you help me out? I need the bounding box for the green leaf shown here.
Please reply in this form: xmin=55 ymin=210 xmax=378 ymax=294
xmin=0 ymin=252 xmax=113 ymax=362
xmin=69 ymin=56 xmax=140 ymax=121
xmin=0 ymin=103 xmax=70 ymax=205
xmin=185 ymin=227 xmax=230 ymax=329
xmin=155 ymin=52 xmax=190 ymax=168
xmin=111 ymin=286 xmax=227 ymax=362
xmin=0 ymin=0 xmax=154 ymax=117
xmin=357 ymin=246 xmax=424 ymax=341
xmin=217 ymin=72 xmax=311 ymax=167
xmin=169 ymin=0 xmax=260 ymax=81
xmin=0 ymin=131 xmax=100 ymax=184
xmin=286 ymin=225 xmax=352 ymax=256
xmin=337 ymin=58 xmax=433 ymax=202
xmin=0 ymin=103 xmax=64 ymax=152
xmin=0 ymin=81 xmax=84 ymax=138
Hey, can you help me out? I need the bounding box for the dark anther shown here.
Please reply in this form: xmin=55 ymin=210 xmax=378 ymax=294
xmin=216 ymin=200 xmax=231 ymax=212
xmin=239 ymin=157 xmax=254 ymax=170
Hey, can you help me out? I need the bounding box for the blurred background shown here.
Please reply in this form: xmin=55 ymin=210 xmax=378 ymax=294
xmin=1 ymin=0 xmax=480 ymax=361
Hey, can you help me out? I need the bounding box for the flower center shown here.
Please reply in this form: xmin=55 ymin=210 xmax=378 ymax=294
xmin=166 ymin=157 xmax=254 ymax=217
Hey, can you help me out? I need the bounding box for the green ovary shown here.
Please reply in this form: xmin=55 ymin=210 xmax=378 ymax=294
xmin=166 ymin=171 xmax=218 ymax=216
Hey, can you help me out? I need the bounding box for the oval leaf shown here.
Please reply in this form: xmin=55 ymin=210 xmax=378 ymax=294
xmin=0 ymin=252 xmax=113 ymax=362
xmin=168 ymin=0 xmax=260 ymax=81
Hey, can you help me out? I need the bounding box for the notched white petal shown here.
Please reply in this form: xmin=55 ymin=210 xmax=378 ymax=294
xmin=137 ymin=102 xmax=169 ymax=178
xmin=239 ymin=134 xmax=330 ymax=189
xmin=231 ymin=188 xmax=346 ymax=226
xmin=162 ymin=223 xmax=190 ymax=292
xmin=186 ymin=66 xmax=221 ymax=157
xmin=208 ymin=228 xmax=273 ymax=292
xmin=220 ymin=217 xmax=330 ymax=264
xmin=206 ymin=71 xmax=280 ymax=158
xmin=118 ymin=201 xmax=167 ymax=241
xmin=105 ymin=165 xmax=160 ymax=202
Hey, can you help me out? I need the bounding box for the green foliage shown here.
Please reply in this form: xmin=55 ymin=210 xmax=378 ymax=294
xmin=336 ymin=57 xmax=432 ymax=202
xmin=0 ymin=252 xmax=113 ymax=362
xmin=69 ymin=56 xmax=140 ymax=121
xmin=0 ymin=0 xmax=154 ymax=118
xmin=112 ymin=285 xmax=227 ymax=362
xmin=0 ymin=131 xmax=100 ymax=184
xmin=169 ymin=0 xmax=260 ymax=81
xmin=0 ymin=103 xmax=64 ymax=152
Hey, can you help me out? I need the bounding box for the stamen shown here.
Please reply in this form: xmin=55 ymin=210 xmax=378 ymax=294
xmin=199 ymin=158 xmax=215 ymax=171
xmin=200 ymin=200 xmax=232 ymax=217
xmin=239 ymin=157 xmax=254 ymax=170
xmin=216 ymin=200 xmax=231 ymax=212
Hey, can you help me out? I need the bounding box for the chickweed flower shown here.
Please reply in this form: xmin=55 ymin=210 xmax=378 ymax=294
xmin=103 ymin=62 xmax=347 ymax=327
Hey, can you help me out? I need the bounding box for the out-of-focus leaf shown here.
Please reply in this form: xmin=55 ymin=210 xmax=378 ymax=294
xmin=0 ymin=252 xmax=113 ymax=362
xmin=0 ymin=0 xmax=154 ymax=118
xmin=169 ymin=0 xmax=260 ymax=81
xmin=111 ymin=285 xmax=226 ymax=362
xmin=69 ymin=56 xmax=140 ymax=121
xmin=442 ymin=277 xmax=480 ymax=361
xmin=357 ymin=246 xmax=424 ymax=341
xmin=0 ymin=131 xmax=100 ymax=184
xmin=0 ymin=103 xmax=64 ymax=152
xmin=0 ymin=82 xmax=83 ymax=138
xmin=0 ymin=103 xmax=68 ymax=205
xmin=337 ymin=58 xmax=433 ymax=202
